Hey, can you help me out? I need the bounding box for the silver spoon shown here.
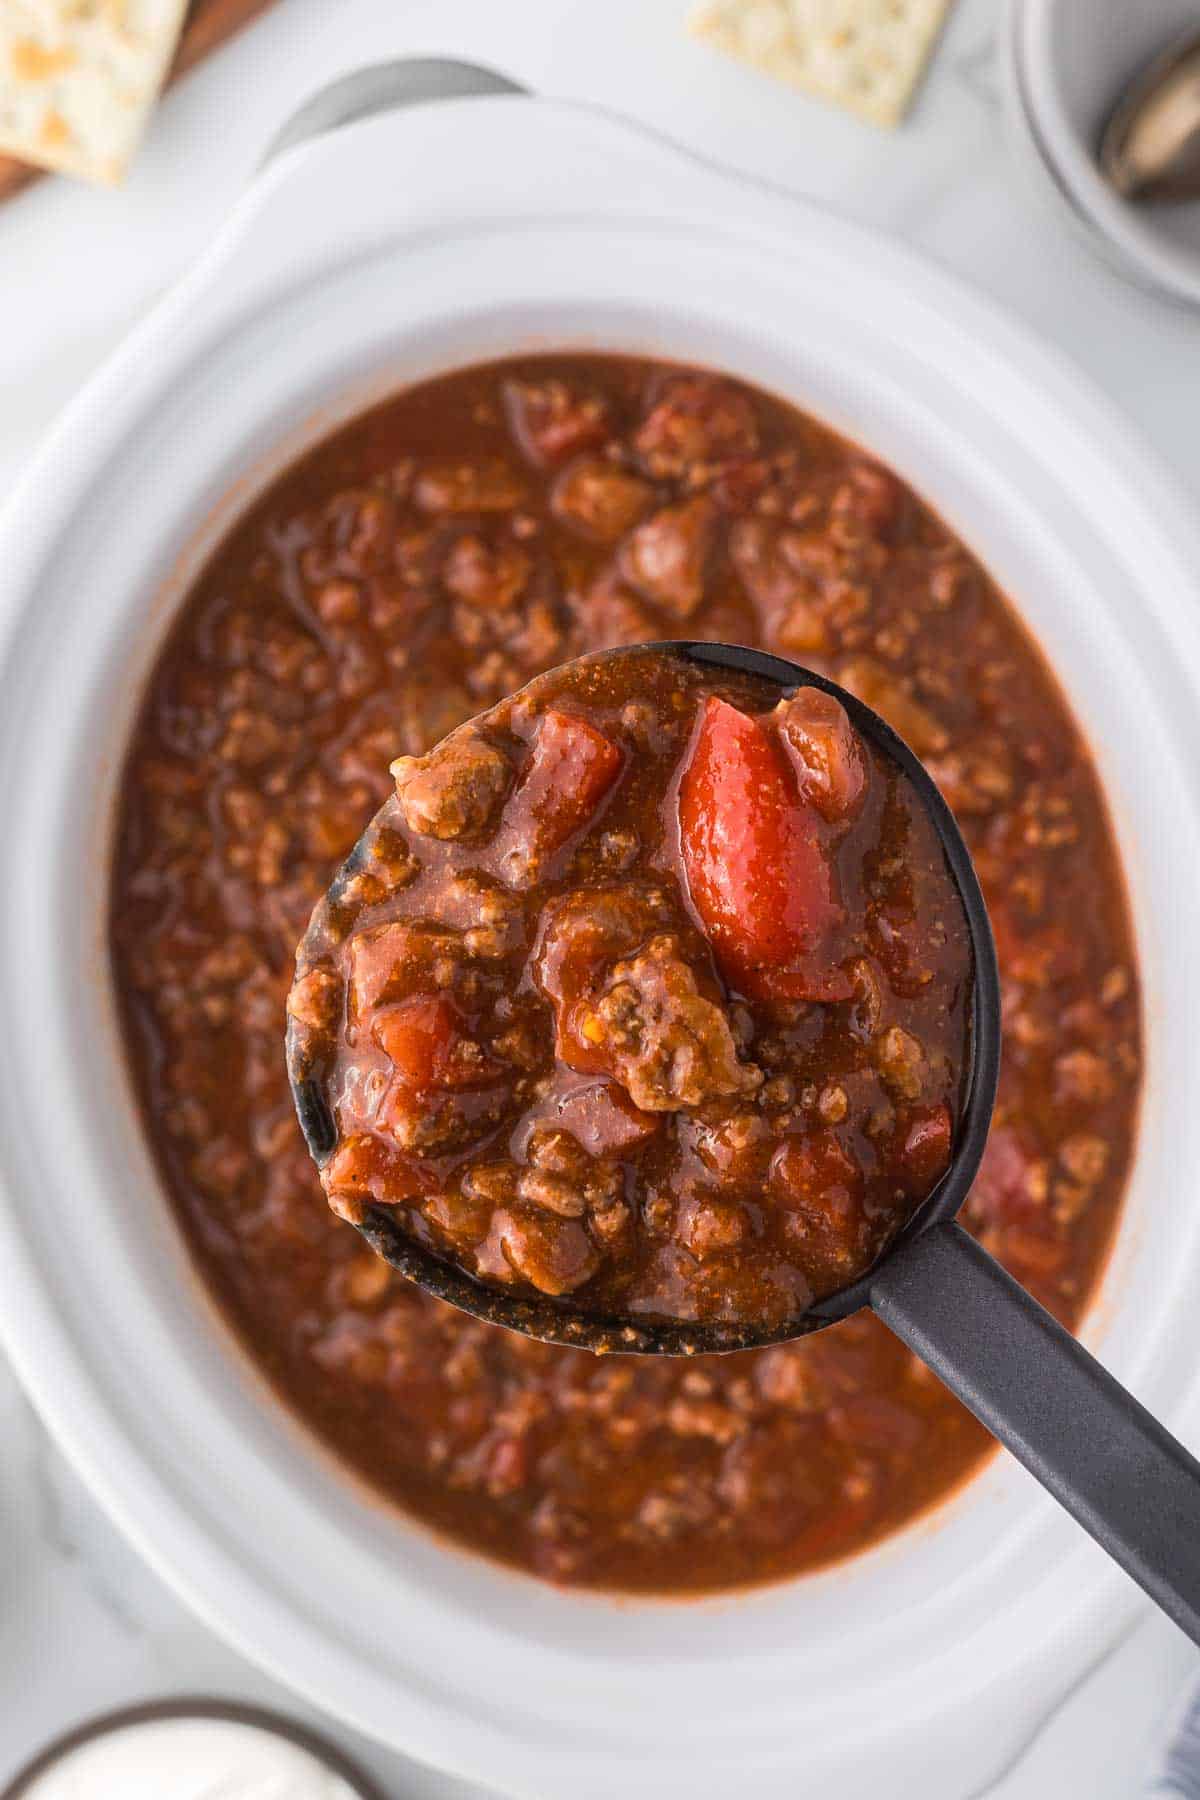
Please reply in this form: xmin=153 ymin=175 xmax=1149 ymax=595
xmin=1101 ymin=30 xmax=1200 ymax=204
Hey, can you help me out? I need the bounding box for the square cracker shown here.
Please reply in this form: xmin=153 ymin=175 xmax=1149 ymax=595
xmin=0 ymin=0 xmax=190 ymax=184
xmin=689 ymin=0 xmax=954 ymax=128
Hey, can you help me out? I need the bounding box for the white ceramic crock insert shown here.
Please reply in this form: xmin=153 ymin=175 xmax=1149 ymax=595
xmin=2 ymin=80 xmax=1200 ymax=1800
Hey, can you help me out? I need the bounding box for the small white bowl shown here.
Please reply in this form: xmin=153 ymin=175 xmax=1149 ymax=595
xmin=1 ymin=1700 xmax=382 ymax=1800
xmin=1005 ymin=0 xmax=1200 ymax=308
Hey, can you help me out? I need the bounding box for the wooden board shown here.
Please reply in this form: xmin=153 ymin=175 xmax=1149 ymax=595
xmin=0 ymin=0 xmax=280 ymax=204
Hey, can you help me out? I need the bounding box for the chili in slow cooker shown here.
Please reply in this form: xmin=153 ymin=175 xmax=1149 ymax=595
xmin=111 ymin=356 xmax=1140 ymax=1591
xmin=289 ymin=649 xmax=972 ymax=1324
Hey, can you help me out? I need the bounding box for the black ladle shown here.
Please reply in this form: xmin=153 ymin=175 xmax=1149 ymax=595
xmin=289 ymin=641 xmax=1200 ymax=1643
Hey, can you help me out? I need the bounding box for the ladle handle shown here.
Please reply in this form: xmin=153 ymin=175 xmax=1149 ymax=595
xmin=871 ymin=1220 xmax=1200 ymax=1646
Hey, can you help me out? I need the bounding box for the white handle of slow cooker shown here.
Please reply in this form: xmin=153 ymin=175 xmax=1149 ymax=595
xmin=260 ymin=57 xmax=531 ymax=166
xmin=179 ymin=54 xmax=815 ymax=351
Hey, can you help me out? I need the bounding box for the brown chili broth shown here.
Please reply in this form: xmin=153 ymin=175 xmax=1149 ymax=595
xmin=110 ymin=355 xmax=1141 ymax=1592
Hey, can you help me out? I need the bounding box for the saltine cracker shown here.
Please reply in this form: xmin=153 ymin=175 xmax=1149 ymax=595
xmin=690 ymin=0 xmax=954 ymax=127
xmin=0 ymin=0 xmax=190 ymax=183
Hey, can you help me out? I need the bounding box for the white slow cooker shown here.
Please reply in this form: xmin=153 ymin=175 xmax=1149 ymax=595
xmin=2 ymin=62 xmax=1200 ymax=1800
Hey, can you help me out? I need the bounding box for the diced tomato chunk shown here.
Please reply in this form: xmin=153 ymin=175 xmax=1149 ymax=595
xmin=534 ymin=888 xmax=645 ymax=1069
xmin=775 ymin=688 xmax=867 ymax=824
xmin=476 ymin=1208 xmax=600 ymax=1296
xmin=835 ymin=461 xmax=904 ymax=541
xmin=484 ymin=1432 xmax=531 ymax=1495
xmin=619 ymin=497 xmax=718 ymax=620
xmin=772 ymin=1132 xmax=861 ymax=1212
xmin=969 ymin=1125 xmax=1045 ymax=1227
xmin=633 ymin=376 xmax=759 ymax=480
xmin=709 ymin=457 xmax=775 ymax=513
xmin=322 ymin=1133 xmax=427 ymax=1206
xmin=900 ymin=1104 xmax=953 ymax=1191
xmin=551 ymin=458 xmax=653 ymax=541
xmin=539 ymin=1074 xmax=661 ymax=1156
xmin=679 ymin=696 xmax=849 ymax=1001
xmin=771 ymin=1132 xmax=865 ymax=1271
xmin=349 ymin=922 xmax=461 ymax=1013
xmin=501 ymin=709 xmax=622 ymax=874
xmin=503 ymin=378 xmax=611 ymax=469
xmin=372 ymin=995 xmax=457 ymax=1087
xmin=372 ymin=995 xmax=499 ymax=1091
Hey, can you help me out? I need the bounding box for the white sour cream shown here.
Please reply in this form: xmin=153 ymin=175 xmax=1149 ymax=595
xmin=20 ymin=1715 xmax=362 ymax=1799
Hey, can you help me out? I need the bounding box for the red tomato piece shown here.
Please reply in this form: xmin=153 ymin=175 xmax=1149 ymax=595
xmin=679 ymin=696 xmax=849 ymax=1000
xmin=503 ymin=377 xmax=611 ymax=469
xmin=349 ymin=922 xmax=429 ymax=1013
xmin=771 ymin=1132 xmax=865 ymax=1275
xmin=504 ymin=709 xmax=623 ymax=869
xmin=537 ymin=1074 xmax=661 ymax=1156
xmin=372 ymin=995 xmax=499 ymax=1091
xmin=900 ymin=1104 xmax=953 ymax=1191
xmin=322 ymin=1134 xmax=428 ymax=1207
xmin=772 ymin=1133 xmax=862 ymax=1215
xmin=775 ymin=688 xmax=867 ymax=823
xmin=969 ymin=1124 xmax=1045 ymax=1227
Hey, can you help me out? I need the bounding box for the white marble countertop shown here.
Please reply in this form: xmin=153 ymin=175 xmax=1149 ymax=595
xmin=1 ymin=1 xmax=1197 ymax=1793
